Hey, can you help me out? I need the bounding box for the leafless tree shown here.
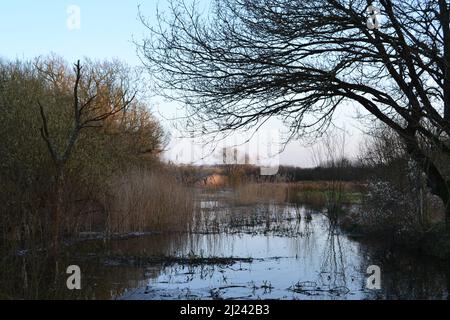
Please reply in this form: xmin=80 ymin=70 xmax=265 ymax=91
xmin=38 ymin=60 xmax=136 ymax=252
xmin=139 ymin=0 xmax=450 ymax=229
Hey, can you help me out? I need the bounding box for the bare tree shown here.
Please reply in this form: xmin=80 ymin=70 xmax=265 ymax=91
xmin=139 ymin=0 xmax=450 ymax=229
xmin=38 ymin=60 xmax=136 ymax=252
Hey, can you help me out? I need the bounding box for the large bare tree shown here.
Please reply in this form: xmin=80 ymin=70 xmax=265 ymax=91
xmin=140 ymin=0 xmax=450 ymax=228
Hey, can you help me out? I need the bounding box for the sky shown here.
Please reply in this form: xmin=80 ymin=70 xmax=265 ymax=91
xmin=0 ymin=1 xmax=367 ymax=167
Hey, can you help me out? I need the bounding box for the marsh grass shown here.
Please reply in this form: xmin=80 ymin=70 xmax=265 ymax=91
xmin=103 ymin=168 xmax=197 ymax=234
xmin=234 ymin=183 xmax=287 ymax=205
xmin=234 ymin=181 xmax=364 ymax=208
xmin=1 ymin=166 xmax=197 ymax=253
xmin=103 ymin=253 xmax=253 ymax=267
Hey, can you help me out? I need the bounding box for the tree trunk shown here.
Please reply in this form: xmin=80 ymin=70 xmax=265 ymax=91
xmin=52 ymin=165 xmax=64 ymax=257
xmin=403 ymin=135 xmax=450 ymax=233
xmin=446 ymin=202 xmax=450 ymax=232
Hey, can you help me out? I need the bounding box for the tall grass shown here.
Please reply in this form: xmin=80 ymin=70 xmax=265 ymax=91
xmin=234 ymin=181 xmax=364 ymax=208
xmin=234 ymin=183 xmax=288 ymax=205
xmin=1 ymin=166 xmax=197 ymax=253
xmin=103 ymin=168 xmax=196 ymax=234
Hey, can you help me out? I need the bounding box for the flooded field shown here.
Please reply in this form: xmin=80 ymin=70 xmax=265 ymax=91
xmin=2 ymin=189 xmax=449 ymax=300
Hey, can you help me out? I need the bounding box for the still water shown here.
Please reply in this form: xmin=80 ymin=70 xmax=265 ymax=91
xmin=2 ymin=191 xmax=449 ymax=300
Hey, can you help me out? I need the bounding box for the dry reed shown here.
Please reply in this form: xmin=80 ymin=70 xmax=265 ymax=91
xmin=104 ymin=168 xmax=196 ymax=234
xmin=234 ymin=181 xmax=364 ymax=207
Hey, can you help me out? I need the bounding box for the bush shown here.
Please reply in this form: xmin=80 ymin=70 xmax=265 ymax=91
xmin=345 ymin=179 xmax=444 ymax=238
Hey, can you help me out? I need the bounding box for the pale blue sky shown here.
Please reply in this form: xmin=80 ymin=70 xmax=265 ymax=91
xmin=0 ymin=1 xmax=365 ymax=167
xmin=0 ymin=0 xmax=155 ymax=63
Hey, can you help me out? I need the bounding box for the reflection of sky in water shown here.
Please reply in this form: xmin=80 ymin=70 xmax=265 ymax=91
xmin=67 ymin=197 xmax=449 ymax=300
xmin=120 ymin=206 xmax=372 ymax=300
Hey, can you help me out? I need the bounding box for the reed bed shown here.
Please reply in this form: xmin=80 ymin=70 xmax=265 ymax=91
xmin=104 ymin=168 xmax=197 ymax=234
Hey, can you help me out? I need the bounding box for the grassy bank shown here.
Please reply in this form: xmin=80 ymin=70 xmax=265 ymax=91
xmin=234 ymin=181 xmax=364 ymax=208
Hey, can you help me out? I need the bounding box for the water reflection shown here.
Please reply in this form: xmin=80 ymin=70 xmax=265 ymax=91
xmin=356 ymin=240 xmax=450 ymax=300
xmin=1 ymin=192 xmax=449 ymax=300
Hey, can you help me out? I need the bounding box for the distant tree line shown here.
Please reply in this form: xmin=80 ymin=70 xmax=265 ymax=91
xmin=198 ymin=160 xmax=376 ymax=183
xmin=278 ymin=162 xmax=375 ymax=182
